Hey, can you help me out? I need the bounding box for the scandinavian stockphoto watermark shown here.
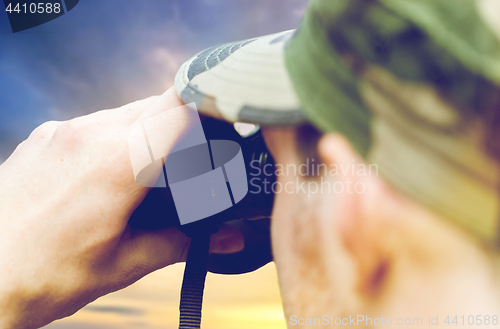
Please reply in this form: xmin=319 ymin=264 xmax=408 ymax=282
xmin=127 ymin=102 xmax=249 ymax=225
xmin=290 ymin=314 xmax=499 ymax=326
xmin=290 ymin=315 xmax=423 ymax=326
xmin=249 ymin=158 xmax=379 ymax=197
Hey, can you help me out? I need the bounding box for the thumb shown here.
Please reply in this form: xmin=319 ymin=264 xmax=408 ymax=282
xmin=113 ymin=224 xmax=244 ymax=284
xmin=127 ymin=87 xmax=200 ymax=188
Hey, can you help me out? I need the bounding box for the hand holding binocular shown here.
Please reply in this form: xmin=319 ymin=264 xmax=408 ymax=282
xmin=128 ymin=117 xmax=276 ymax=274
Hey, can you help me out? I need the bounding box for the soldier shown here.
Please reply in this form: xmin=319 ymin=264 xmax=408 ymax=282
xmin=1 ymin=0 xmax=499 ymax=328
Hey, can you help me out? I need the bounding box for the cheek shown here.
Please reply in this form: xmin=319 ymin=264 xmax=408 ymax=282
xmin=270 ymin=174 xmax=363 ymax=316
xmin=270 ymin=174 xmax=333 ymax=310
xmin=263 ymin=128 xmax=354 ymax=312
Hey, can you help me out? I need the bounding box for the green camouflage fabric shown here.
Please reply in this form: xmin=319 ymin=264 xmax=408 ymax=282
xmin=285 ymin=0 xmax=500 ymax=245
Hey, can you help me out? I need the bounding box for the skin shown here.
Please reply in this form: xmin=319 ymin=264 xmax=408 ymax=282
xmin=262 ymin=127 xmax=500 ymax=328
xmin=1 ymin=89 xmax=499 ymax=328
xmin=0 ymin=87 xmax=244 ymax=329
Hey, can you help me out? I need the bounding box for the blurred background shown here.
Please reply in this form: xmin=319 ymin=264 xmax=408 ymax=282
xmin=0 ymin=0 xmax=308 ymax=328
xmin=0 ymin=0 xmax=307 ymax=161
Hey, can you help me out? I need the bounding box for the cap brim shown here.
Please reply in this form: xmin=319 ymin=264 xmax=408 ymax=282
xmin=174 ymin=30 xmax=305 ymax=126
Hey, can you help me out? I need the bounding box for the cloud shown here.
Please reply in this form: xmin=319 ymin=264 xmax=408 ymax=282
xmin=0 ymin=0 xmax=308 ymax=161
xmin=82 ymin=305 xmax=147 ymax=317
xmin=42 ymin=322 xmax=121 ymax=329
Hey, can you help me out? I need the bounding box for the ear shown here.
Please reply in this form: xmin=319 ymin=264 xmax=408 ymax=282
xmin=318 ymin=133 xmax=394 ymax=299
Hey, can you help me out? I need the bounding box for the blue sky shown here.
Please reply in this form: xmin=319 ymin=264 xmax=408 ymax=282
xmin=0 ymin=0 xmax=307 ymax=161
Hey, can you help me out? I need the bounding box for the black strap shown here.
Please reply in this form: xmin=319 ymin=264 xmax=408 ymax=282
xmin=178 ymin=231 xmax=211 ymax=329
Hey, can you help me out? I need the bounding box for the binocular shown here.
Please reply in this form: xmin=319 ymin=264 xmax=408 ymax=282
xmin=128 ymin=118 xmax=276 ymax=274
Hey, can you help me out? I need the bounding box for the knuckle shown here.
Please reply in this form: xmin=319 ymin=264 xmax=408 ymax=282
xmin=53 ymin=118 xmax=94 ymax=143
xmin=12 ymin=140 xmax=27 ymax=153
xmin=60 ymin=118 xmax=90 ymax=133
xmin=29 ymin=120 xmax=61 ymax=139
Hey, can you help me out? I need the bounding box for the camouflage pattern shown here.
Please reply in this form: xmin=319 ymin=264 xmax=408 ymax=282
xmin=285 ymin=0 xmax=500 ymax=245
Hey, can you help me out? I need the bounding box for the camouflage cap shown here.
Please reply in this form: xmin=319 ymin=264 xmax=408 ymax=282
xmin=175 ymin=0 xmax=500 ymax=245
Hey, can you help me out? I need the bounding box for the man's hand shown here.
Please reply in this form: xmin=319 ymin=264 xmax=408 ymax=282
xmin=0 ymin=87 xmax=243 ymax=329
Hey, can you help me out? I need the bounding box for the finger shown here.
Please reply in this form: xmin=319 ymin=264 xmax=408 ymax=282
xmin=114 ymin=223 xmax=245 ymax=283
xmin=101 ymin=95 xmax=161 ymax=126
xmin=67 ymin=95 xmax=161 ymax=128
xmin=24 ymin=121 xmax=64 ymax=149
xmin=115 ymin=95 xmax=161 ymax=124
xmin=135 ymin=86 xmax=185 ymax=122
xmin=51 ymin=94 xmax=162 ymax=136
xmin=209 ymin=224 xmax=245 ymax=254
xmin=128 ymin=87 xmax=200 ymax=187
xmin=47 ymin=96 xmax=161 ymax=150
xmin=113 ymin=227 xmax=190 ymax=284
